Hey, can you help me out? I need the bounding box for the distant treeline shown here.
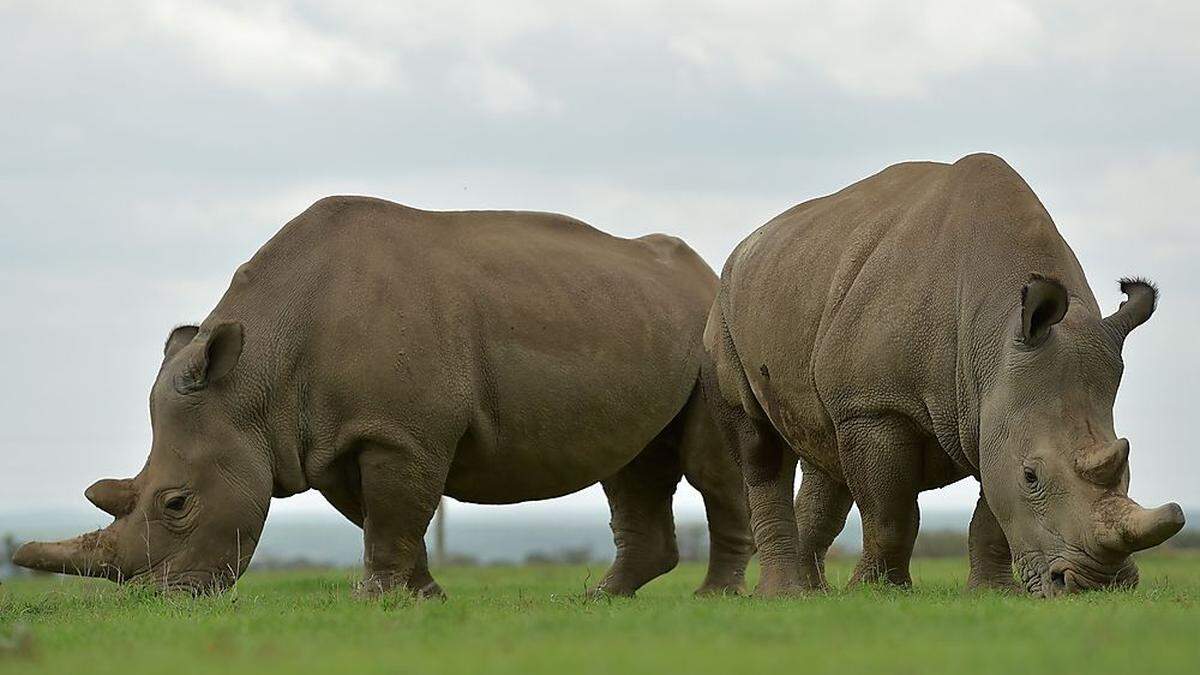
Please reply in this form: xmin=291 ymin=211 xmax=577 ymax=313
xmin=836 ymin=527 xmax=1200 ymax=559
xmin=5 ymin=528 xmax=1200 ymax=577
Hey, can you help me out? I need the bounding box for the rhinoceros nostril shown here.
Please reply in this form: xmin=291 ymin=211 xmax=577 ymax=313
xmin=1050 ymin=570 xmax=1066 ymax=590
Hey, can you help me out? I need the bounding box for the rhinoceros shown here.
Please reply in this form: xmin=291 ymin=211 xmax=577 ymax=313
xmin=14 ymin=197 xmax=754 ymax=597
xmin=703 ymin=153 xmax=1185 ymax=597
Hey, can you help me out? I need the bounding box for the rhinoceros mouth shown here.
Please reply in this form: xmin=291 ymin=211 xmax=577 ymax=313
xmin=131 ymin=570 xmax=233 ymax=595
xmin=123 ymin=564 xmax=238 ymax=595
xmin=1016 ymin=549 xmax=1138 ymax=597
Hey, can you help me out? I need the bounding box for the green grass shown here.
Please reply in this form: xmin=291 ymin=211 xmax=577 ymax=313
xmin=2 ymin=556 xmax=1199 ymax=675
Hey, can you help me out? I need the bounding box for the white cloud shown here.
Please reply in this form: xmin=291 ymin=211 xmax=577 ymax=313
xmin=0 ymin=1 xmax=397 ymax=93
xmin=449 ymin=60 xmax=561 ymax=115
xmin=323 ymin=0 xmax=554 ymax=50
xmin=10 ymin=1 xmax=1200 ymax=105
xmin=1049 ymin=1 xmax=1200 ymax=64
xmin=142 ymin=0 xmax=395 ymax=91
xmin=1059 ymin=153 xmax=1200 ymax=262
xmin=663 ymin=0 xmax=1043 ymax=98
xmin=350 ymin=0 xmax=1046 ymax=100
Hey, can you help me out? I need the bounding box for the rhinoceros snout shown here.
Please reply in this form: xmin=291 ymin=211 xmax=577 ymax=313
xmin=1044 ymin=562 xmax=1089 ymax=596
xmin=1039 ymin=555 xmax=1141 ymax=597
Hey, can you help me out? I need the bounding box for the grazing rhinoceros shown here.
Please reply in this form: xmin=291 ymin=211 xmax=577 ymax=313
xmin=703 ymin=153 xmax=1185 ymax=597
xmin=14 ymin=197 xmax=753 ymax=597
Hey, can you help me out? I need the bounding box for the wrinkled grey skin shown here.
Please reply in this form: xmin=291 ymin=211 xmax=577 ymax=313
xmin=703 ymin=154 xmax=1185 ymax=598
xmin=14 ymin=197 xmax=754 ymax=597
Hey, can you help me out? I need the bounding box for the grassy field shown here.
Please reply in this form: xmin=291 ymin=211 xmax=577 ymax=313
xmin=2 ymin=556 xmax=1199 ymax=674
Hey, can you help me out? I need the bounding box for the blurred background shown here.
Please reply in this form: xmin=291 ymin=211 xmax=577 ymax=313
xmin=2 ymin=1 xmax=1198 ymax=573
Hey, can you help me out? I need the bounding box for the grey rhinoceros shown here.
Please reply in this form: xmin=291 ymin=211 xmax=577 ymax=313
xmin=703 ymin=153 xmax=1185 ymax=597
xmin=14 ymin=197 xmax=754 ymax=597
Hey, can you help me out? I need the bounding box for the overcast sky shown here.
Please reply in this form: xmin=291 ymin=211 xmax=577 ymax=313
xmin=1 ymin=1 xmax=1197 ymax=522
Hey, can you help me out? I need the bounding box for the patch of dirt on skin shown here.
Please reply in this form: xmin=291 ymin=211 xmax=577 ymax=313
xmin=76 ymin=529 xmax=117 ymax=557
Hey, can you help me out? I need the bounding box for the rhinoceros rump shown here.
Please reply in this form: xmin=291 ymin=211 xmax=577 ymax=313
xmin=703 ymin=153 xmax=1184 ymax=597
xmin=14 ymin=198 xmax=754 ymax=596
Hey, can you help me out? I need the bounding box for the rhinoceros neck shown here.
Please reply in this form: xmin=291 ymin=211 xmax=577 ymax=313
xmin=954 ymin=230 xmax=1096 ymax=470
xmin=204 ymin=285 xmax=312 ymax=500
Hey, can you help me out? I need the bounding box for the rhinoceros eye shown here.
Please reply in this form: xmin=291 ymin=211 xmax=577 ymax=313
xmin=164 ymin=495 xmax=188 ymax=513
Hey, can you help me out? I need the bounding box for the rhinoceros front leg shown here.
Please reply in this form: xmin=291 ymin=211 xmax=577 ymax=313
xmin=356 ymin=443 xmax=448 ymax=599
xmin=318 ymin=479 xmax=445 ymax=598
xmin=838 ymin=417 xmax=921 ymax=587
xmin=966 ymin=493 xmax=1019 ymax=592
xmin=406 ymin=542 xmax=446 ymax=599
xmin=794 ymin=458 xmax=854 ymax=590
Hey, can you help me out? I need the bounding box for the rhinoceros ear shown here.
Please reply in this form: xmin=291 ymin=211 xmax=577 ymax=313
xmin=173 ymin=322 xmax=244 ymax=394
xmin=1020 ymin=274 xmax=1068 ymax=347
xmin=164 ymin=325 xmax=200 ymax=360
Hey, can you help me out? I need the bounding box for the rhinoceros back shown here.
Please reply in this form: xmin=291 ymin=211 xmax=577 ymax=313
xmin=207 ymin=196 xmax=715 ymax=503
xmin=716 ymin=154 xmax=1096 ymax=475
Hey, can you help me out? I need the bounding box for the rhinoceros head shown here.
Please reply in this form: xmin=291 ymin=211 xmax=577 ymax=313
xmin=12 ymin=322 xmax=272 ymax=593
xmin=978 ymin=275 xmax=1184 ymax=596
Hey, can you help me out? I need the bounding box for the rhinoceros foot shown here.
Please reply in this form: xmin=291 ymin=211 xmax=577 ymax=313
xmin=409 ymin=579 xmax=447 ymax=601
xmin=693 ymin=580 xmax=745 ymax=597
xmin=965 ymin=574 xmax=1021 ymax=594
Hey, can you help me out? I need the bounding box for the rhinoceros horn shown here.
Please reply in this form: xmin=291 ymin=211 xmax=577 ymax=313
xmin=1095 ymin=495 xmax=1186 ymax=554
xmin=1076 ymin=439 xmax=1130 ymax=487
xmin=11 ymin=527 xmax=120 ymax=580
xmin=85 ymin=478 xmax=136 ymax=518
xmin=1102 ymin=278 xmax=1157 ymax=342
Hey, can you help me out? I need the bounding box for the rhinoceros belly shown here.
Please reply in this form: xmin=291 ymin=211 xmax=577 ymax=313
xmin=438 ymin=316 xmax=694 ymax=504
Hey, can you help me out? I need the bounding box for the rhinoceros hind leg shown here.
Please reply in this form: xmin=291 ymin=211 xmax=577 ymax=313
xmin=686 ymin=470 xmax=755 ymax=596
xmin=702 ymin=316 xmax=804 ymax=598
xmin=739 ymin=424 xmax=803 ymax=598
xmin=794 ymin=458 xmax=854 ymax=591
xmin=678 ymin=387 xmax=755 ymax=596
xmin=708 ymin=408 xmax=803 ymax=598
xmin=966 ymin=494 xmax=1019 ymax=593
xmin=838 ymin=416 xmax=921 ymax=588
xmin=591 ymin=432 xmax=683 ymax=597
